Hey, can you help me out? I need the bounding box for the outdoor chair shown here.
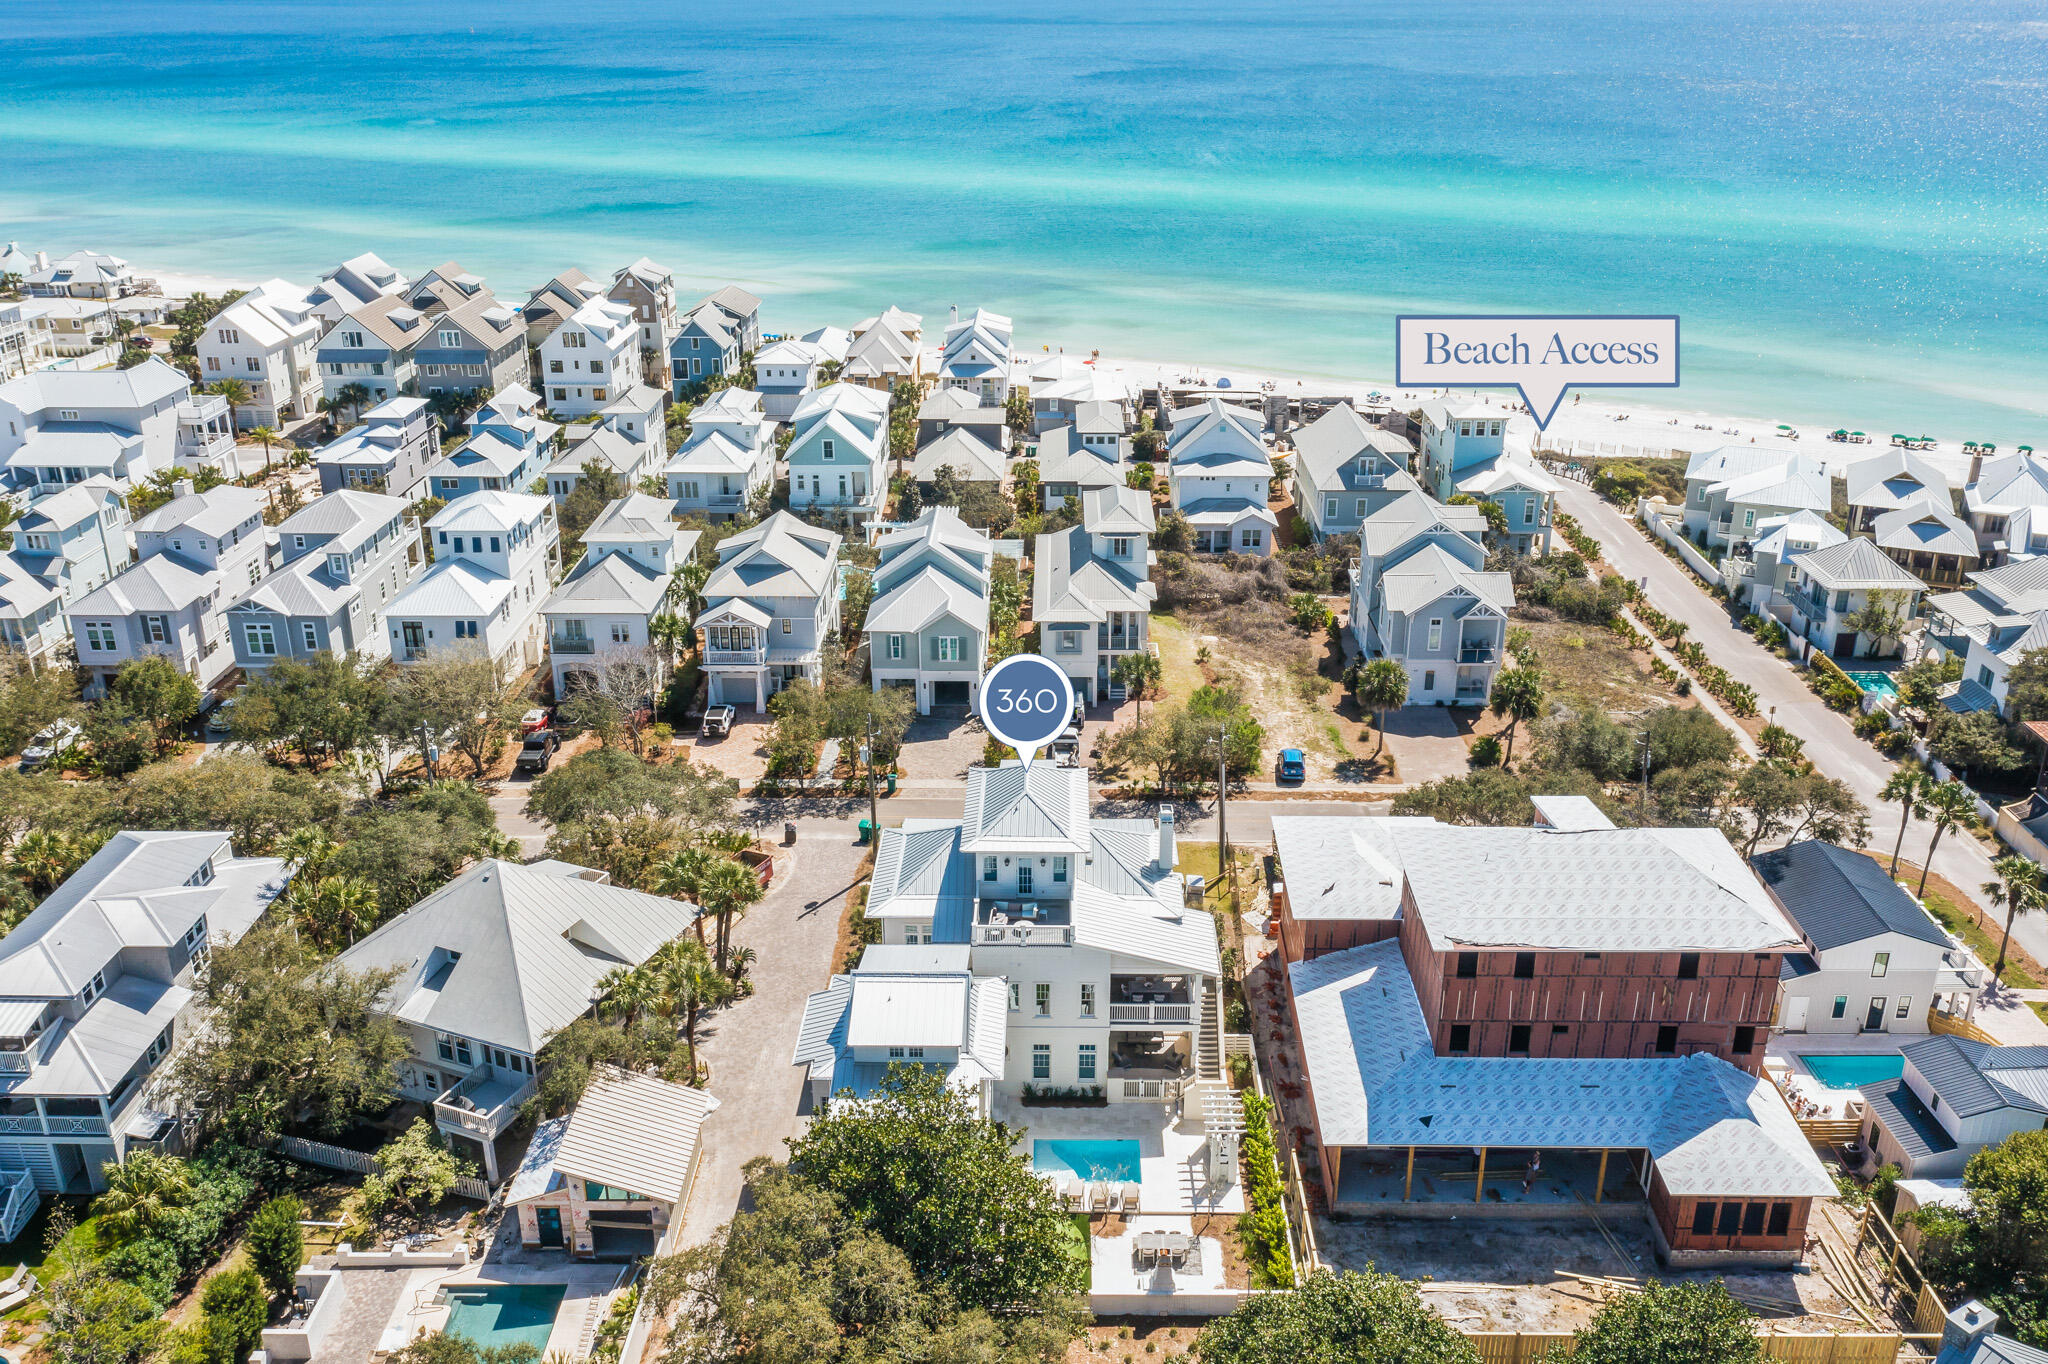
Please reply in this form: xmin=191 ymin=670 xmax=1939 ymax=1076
xmin=1120 ymin=1181 xmax=1141 ymax=1212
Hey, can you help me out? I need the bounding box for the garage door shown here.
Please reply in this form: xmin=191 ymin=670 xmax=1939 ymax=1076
xmin=711 ymin=674 xmax=760 ymax=709
xmin=932 ymin=680 xmax=971 ymax=707
xmin=590 ymin=1224 xmax=657 ymax=1260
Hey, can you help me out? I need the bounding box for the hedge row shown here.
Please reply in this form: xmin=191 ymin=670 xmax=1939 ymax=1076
xmin=1237 ymin=1093 xmax=1294 ymax=1289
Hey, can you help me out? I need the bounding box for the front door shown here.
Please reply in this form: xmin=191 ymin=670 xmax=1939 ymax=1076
xmin=402 ymin=621 xmax=426 ymax=655
xmin=536 ymin=1206 xmax=564 ymax=1248
xmin=1834 ymin=632 xmax=1857 ymax=658
xmin=1783 ymin=997 xmax=1809 ymax=1032
xmin=1866 ymin=997 xmax=1888 ymax=1031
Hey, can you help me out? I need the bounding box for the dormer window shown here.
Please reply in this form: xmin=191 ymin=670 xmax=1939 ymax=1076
xmin=329 ymin=553 xmax=349 ymax=577
xmin=186 ymin=858 xmax=214 ymax=886
xmin=182 ymin=915 xmax=209 ymax=953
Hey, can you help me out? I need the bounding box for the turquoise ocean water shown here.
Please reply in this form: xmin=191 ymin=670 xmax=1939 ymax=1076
xmin=4 ymin=1 xmax=2048 ymax=441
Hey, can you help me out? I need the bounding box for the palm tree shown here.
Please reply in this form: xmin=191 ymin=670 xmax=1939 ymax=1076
xmin=1355 ymin=658 xmax=1410 ymax=758
xmin=1982 ymin=854 xmax=2045 ymax=980
xmin=279 ymin=828 xmax=339 ymax=881
xmin=645 ymin=939 xmax=730 ymax=1080
xmin=1917 ymin=780 xmax=1979 ymax=899
xmin=1881 ymin=769 xmax=1927 ymax=875
xmin=1112 ymin=651 xmax=1163 ymax=721
xmin=1488 ymin=666 xmax=1546 ymax=768
xmin=208 ymin=377 xmax=253 ymax=436
xmin=302 ymin=876 xmax=378 ymax=948
xmin=338 ymin=382 xmax=374 ymax=424
xmin=9 ymin=828 xmax=75 ymax=895
xmin=671 ymin=558 xmax=711 ymax=628
xmin=696 ymin=855 xmax=765 ymax=975
xmin=317 ymin=395 xmax=347 ymax=435
xmin=93 ymin=1151 xmax=194 ymax=1242
xmin=249 ymin=424 xmax=282 ymax=476
xmin=650 ymin=847 xmax=713 ymax=947
xmin=596 ymin=963 xmax=659 ymax=1031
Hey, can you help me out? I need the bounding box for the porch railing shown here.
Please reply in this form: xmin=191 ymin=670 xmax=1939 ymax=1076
xmin=1107 ymin=1002 xmax=1195 ymax=1025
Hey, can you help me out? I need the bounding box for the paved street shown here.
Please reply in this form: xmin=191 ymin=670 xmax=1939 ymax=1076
xmin=1553 ymin=477 xmax=2048 ymax=977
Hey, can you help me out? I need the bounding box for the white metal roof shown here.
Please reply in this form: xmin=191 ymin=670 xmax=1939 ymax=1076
xmin=530 ymin=1065 xmax=717 ymax=1207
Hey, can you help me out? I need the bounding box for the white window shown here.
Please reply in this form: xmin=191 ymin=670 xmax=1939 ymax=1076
xmin=1035 ymin=982 xmax=1051 ymax=1016
xmin=1427 ymin=618 xmax=1443 ymax=650
xmin=932 ymin=636 xmax=962 ymax=662
xmin=1523 ymin=499 xmax=1536 ymax=525
xmin=438 ymin=329 xmax=459 ymax=348
xmin=983 ymin=855 xmax=998 ymax=882
xmin=1056 ymin=630 xmax=1080 ymax=654
xmin=217 ymin=327 xmax=239 ymax=344
xmin=1896 ymin=995 xmax=1913 ymax=1019
xmin=1080 ymin=983 xmax=1095 ymax=1017
xmin=1052 ymin=855 xmax=1068 ymax=883
xmin=888 ymin=634 xmax=904 ymax=660
xmin=1326 ymin=496 xmax=1339 ymax=519
xmin=1240 ymin=527 xmax=1262 ymax=548
xmin=1872 ymin=952 xmax=1889 ymax=978
xmin=1017 ymin=861 xmax=1035 ymax=895
xmin=84 ymin=622 xmax=115 ymax=651
xmin=1008 ymin=981 xmax=1020 ymax=1011
xmin=300 ymin=622 xmax=318 ymax=651
xmin=822 ymin=438 xmax=835 ymax=461
xmin=1109 ymin=537 xmax=1131 ymax=558
xmin=1077 ymin=1044 xmax=1096 ymax=1080
xmin=246 ymin=622 xmax=276 ymax=656
xmin=611 ymin=622 xmax=631 ymax=643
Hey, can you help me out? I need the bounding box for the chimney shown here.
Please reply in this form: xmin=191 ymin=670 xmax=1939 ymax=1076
xmin=173 ymin=478 xmax=196 ymax=499
xmin=949 ymin=304 xmax=959 ymax=326
xmin=1156 ymin=807 xmax=1177 ymax=872
xmin=34 ymin=251 xmax=48 ymax=271
xmin=1969 ymin=452 xmax=1984 ymax=486
xmin=1943 ymin=1302 xmax=1998 ymax=1359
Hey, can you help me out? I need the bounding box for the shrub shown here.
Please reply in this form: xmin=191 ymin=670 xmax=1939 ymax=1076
xmin=246 ymin=1194 xmax=307 ymax=1299
xmin=1469 ymin=735 xmax=1503 ymax=768
xmin=1237 ymin=1093 xmax=1294 ymax=1287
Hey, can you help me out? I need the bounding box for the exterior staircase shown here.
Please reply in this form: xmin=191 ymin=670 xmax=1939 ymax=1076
xmin=1197 ymin=976 xmax=1223 ymax=1081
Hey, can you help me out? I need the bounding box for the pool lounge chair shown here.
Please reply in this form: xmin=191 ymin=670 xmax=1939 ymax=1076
xmin=1120 ymin=1181 xmax=1141 ymax=1213
xmin=1103 ymin=1182 xmax=1124 ymax=1213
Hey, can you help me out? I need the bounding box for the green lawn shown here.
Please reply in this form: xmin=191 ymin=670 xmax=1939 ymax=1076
xmin=1923 ymin=890 xmax=2040 ymax=989
xmin=2 ymin=1199 xmax=103 ymax=1324
xmin=1062 ymin=1213 xmax=1092 ymax=1288
xmin=1176 ymin=845 xmax=1257 ymax=915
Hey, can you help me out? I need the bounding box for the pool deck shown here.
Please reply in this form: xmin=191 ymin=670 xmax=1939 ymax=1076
xmin=372 ymin=1260 xmax=630 ymax=1358
xmin=1766 ymin=1034 xmax=1910 ymax=1119
xmin=994 ymin=1096 xmax=1245 ymax=1215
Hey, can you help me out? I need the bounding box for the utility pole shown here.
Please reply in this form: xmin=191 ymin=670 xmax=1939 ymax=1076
xmin=1217 ymin=720 xmax=1230 ymax=910
xmin=863 ymin=709 xmax=879 ymax=835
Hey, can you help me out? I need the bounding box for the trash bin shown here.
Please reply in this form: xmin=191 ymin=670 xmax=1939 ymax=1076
xmin=858 ymin=819 xmax=873 ymax=845
xmin=784 ymin=821 xmax=797 ymax=846
xmin=885 ymin=771 xmax=898 ymax=796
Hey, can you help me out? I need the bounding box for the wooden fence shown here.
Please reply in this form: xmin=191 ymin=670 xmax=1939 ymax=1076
xmin=1466 ymin=1332 xmax=1903 ymax=1364
xmin=1797 ymin=1117 xmax=1866 ymax=1145
xmin=272 ymin=1135 xmax=492 ymax=1202
xmin=1927 ymin=1010 xmax=1999 ymax=1045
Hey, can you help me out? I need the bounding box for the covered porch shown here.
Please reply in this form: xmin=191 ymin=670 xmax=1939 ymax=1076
xmin=434 ymin=1063 xmax=537 ymax=1183
xmin=1329 ymin=1144 xmax=1648 ymax=1214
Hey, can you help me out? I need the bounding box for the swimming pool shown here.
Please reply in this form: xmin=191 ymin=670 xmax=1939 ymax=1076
xmin=1034 ymin=1138 xmax=1141 ymax=1183
xmin=443 ymin=1283 xmax=567 ymax=1353
xmin=1801 ymin=1054 xmax=1905 ymax=1091
xmin=1845 ymin=670 xmax=1898 ymax=699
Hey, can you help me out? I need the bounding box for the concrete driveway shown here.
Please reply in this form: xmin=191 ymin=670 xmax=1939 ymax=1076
xmin=1382 ymin=706 xmax=1469 ymax=784
xmin=676 ymin=819 xmax=870 ymax=1244
xmin=1554 ymin=478 xmax=2048 ymax=979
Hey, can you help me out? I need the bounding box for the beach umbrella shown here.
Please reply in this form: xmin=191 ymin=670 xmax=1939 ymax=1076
xmin=1776 ymin=424 xmax=1793 ymax=431
xmin=1892 ymin=434 xmax=1908 ymax=441
xmin=1831 ymin=428 xmax=1848 ymax=436
xmin=1851 ymin=431 xmax=1865 ymax=437
xmin=2022 ymin=445 xmax=2035 ymax=454
xmin=1983 ymin=444 xmax=1997 ymax=453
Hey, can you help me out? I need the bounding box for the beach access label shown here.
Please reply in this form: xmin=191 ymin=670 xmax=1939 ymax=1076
xmin=978 ymin=653 xmax=1075 ymax=769
xmin=1395 ymin=314 xmax=1680 ymax=430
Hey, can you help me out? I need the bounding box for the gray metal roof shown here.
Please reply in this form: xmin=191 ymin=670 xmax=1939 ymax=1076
xmin=543 ymin=550 xmax=670 ymax=616
xmin=1270 ymin=815 xmax=1429 ymax=924
xmin=1793 ymin=535 xmax=1926 ymax=590
xmin=12 ymin=974 xmax=190 ymax=1097
xmin=68 ymin=551 xmax=213 ymax=616
xmin=1863 ymin=1078 xmax=1958 ymax=1161
xmin=532 ymin=1065 xmax=716 ymax=1207
xmin=911 ymin=427 xmax=1005 ymax=484
xmin=1873 ymin=499 xmax=1978 ymax=563
xmin=961 ymin=764 xmax=1090 ymax=853
xmin=1901 ymin=1035 xmax=2048 ymax=1118
xmin=1391 ymin=822 xmax=1800 ymax=952
xmin=1083 ymin=484 xmax=1155 ymax=536
xmin=1288 ymin=940 xmax=1836 ymax=1197
xmin=1033 ymin=524 xmax=1154 ymax=625
xmin=1294 ymin=404 xmax=1415 ymax=491
xmin=1377 ymin=542 xmax=1513 ymax=615
xmin=1750 ymin=840 xmax=1951 ymax=952
xmin=335 ymin=859 xmax=698 ymax=1054
xmin=1847 ymin=449 xmax=1950 ymax=512
xmin=866 ymin=822 xmax=975 ymax=929
xmin=701 ymin=511 xmax=839 ymax=603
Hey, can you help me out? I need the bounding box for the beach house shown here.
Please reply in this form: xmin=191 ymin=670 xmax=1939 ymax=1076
xmin=691 ymin=286 xmax=762 ymax=353
xmin=916 ymin=388 xmax=1012 ymax=453
xmin=694 ymin=511 xmax=842 ymax=711
xmin=23 ymin=250 xmax=137 ymax=301
xmin=194 ymin=280 xmax=325 ymax=430
xmin=841 ymin=307 xmax=922 ymax=392
xmin=1415 ymin=400 xmax=1507 ymax=501
xmin=911 ymin=427 xmax=1007 ymax=491
xmin=1347 ymin=493 xmax=1510 ymax=705
xmin=1290 ymin=403 xmax=1422 ymax=541
xmin=1035 ymin=424 xmax=1127 ymax=510
xmin=425 ymin=384 xmax=561 ymax=500
xmin=754 ymin=338 xmax=831 ymax=422
xmin=65 ymin=483 xmax=269 ymax=696
xmin=541 ymin=493 xmax=697 ymax=700
xmin=386 ymin=491 xmax=559 ymax=676
xmin=405 ymin=262 xmax=491 ymax=315
xmin=607 ymin=257 xmax=679 ymax=382
xmin=1870 ymin=497 xmax=1980 ymax=589
xmin=334 ymin=858 xmax=698 ymax=1181
xmin=1750 ymin=841 xmax=1985 ymax=1036
xmin=1027 ymin=358 xmax=1133 ymax=436
xmin=315 ymin=295 xmax=434 ymax=407
xmin=305 ymin=253 xmax=408 ymax=324
xmin=664 ymin=386 xmax=774 ymax=520
xmin=520 ymin=269 xmax=603 ymax=347
xmin=1455 ymin=457 xmax=1562 ymax=557
xmin=411 ymin=296 xmax=530 ymax=400
xmin=786 ymin=382 xmax=889 ymax=524
xmin=1847 ymin=449 xmax=1952 ymax=534
xmin=538 ymin=298 xmax=638 ymax=417
xmin=863 ymin=507 xmax=994 ymax=714
xmin=1861 ymin=1038 xmax=2048 ymax=1179
xmin=0 ymin=482 xmax=131 ymax=668
xmin=224 ymin=491 xmax=420 ymax=672
xmin=313 ymin=396 xmax=437 ymax=496
xmin=1166 ymin=398 xmax=1275 ymax=555
xmin=793 ymin=946 xmax=1008 ymax=1116
xmin=1782 ymin=537 xmax=1926 ymax=660
xmin=1033 ymin=486 xmax=1156 ymax=706
xmin=1963 ymin=452 xmax=2048 ymax=563
xmin=0 ymin=830 xmax=290 ymax=1194
xmin=1922 ymin=556 xmax=2048 ymax=716
xmin=1680 ymin=445 xmax=1832 ymax=551
xmin=0 ymin=357 xmax=193 ymax=499
xmin=827 ymin=764 xmax=1226 ymax=1104
xmin=935 ymin=307 xmax=1014 ymax=404
xmin=1269 ymin=806 xmax=1835 ymax=1265
xmin=668 ymin=304 xmax=740 ymax=395
xmin=1726 ymin=510 xmax=1847 ymax=616
xmin=507 ymin=1066 xmax=716 ymax=1259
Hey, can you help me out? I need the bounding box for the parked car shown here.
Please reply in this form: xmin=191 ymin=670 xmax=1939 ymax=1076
xmin=702 ymin=704 xmax=735 ymax=737
xmin=19 ymin=720 xmax=82 ymax=773
xmin=519 ymin=707 xmax=551 ymax=735
xmin=1276 ymin=748 xmax=1306 ymax=783
xmin=515 ymin=729 xmax=559 ymax=773
xmin=205 ymin=698 xmax=237 ymax=738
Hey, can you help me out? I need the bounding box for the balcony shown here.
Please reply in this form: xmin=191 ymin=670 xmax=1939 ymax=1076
xmin=1096 ymin=629 xmax=1141 ymax=651
xmin=1458 ymin=641 xmax=1496 ymax=664
xmin=704 ymin=645 xmax=766 ymax=666
xmin=551 ymin=636 xmax=595 ymax=654
xmin=1109 ymin=974 xmax=1193 ymax=1025
xmin=433 ymin=1063 xmax=536 ymax=1141
xmin=707 ymin=493 xmax=745 ymax=509
xmin=976 ymin=899 xmax=1073 ymax=946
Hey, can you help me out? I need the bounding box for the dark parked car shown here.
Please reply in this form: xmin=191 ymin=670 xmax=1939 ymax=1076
xmin=1277 ymin=748 xmax=1306 ymax=783
xmin=515 ymin=729 xmax=559 ymax=773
